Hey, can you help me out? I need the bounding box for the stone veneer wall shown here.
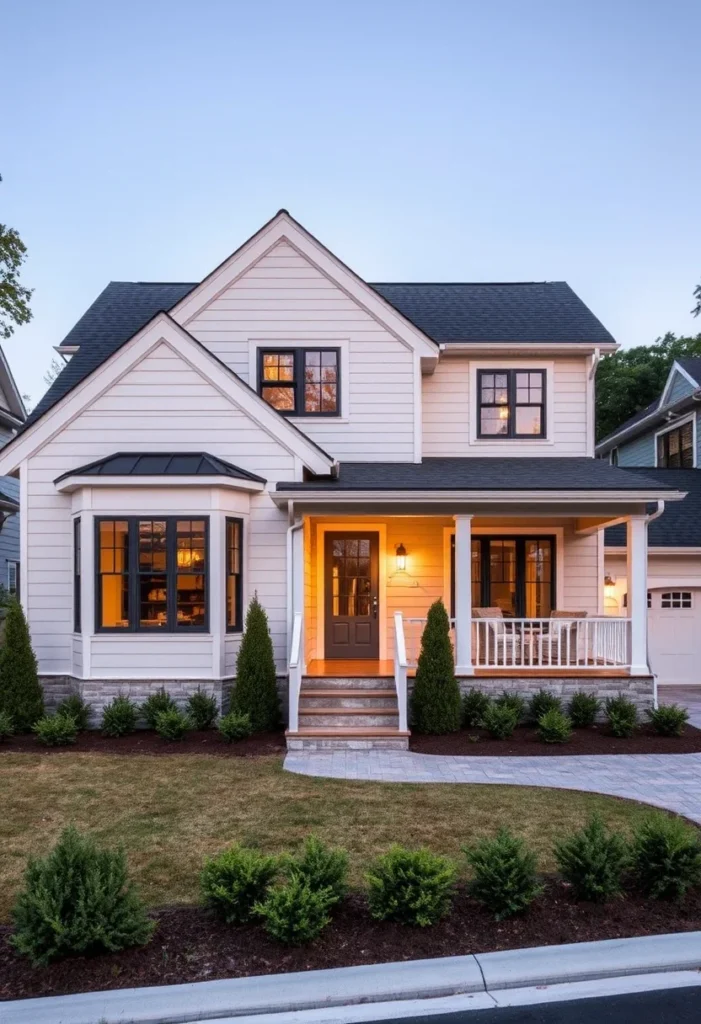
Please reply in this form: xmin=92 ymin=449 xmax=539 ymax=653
xmin=454 ymin=675 xmax=655 ymax=717
xmin=40 ymin=675 xmax=289 ymax=728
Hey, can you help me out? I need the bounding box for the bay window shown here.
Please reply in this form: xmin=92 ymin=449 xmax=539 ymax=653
xmin=226 ymin=518 xmax=243 ymax=632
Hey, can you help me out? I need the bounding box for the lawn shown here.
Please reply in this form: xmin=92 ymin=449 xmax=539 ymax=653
xmin=0 ymin=751 xmax=664 ymax=921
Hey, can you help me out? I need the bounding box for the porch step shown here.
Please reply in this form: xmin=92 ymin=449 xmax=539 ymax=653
xmin=299 ymin=709 xmax=399 ymax=729
xmin=301 ymin=676 xmax=393 ymax=690
xmin=300 ymin=688 xmax=397 ymax=699
xmin=286 ymin=727 xmax=410 ymax=751
xmin=299 ymin=690 xmax=397 ymax=710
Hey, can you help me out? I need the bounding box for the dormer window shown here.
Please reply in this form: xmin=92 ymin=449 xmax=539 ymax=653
xmin=656 ymin=419 xmax=694 ymax=468
xmin=258 ymin=348 xmax=339 ymax=416
xmin=477 ymin=369 xmax=546 ymax=438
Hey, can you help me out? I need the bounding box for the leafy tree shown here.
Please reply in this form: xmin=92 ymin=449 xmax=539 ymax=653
xmin=693 ymin=279 xmax=701 ymax=319
xmin=0 ymin=174 xmax=32 ymax=340
xmin=596 ymin=332 xmax=701 ymax=441
xmin=230 ymin=594 xmax=281 ymax=732
xmin=411 ymin=599 xmax=461 ymax=734
xmin=0 ymin=598 xmax=44 ymax=731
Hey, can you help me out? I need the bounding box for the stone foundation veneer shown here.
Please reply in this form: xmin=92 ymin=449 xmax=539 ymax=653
xmin=452 ymin=675 xmax=656 ymax=718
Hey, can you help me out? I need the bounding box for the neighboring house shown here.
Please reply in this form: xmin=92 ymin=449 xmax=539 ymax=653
xmin=0 ymin=347 xmax=26 ymax=593
xmin=0 ymin=211 xmax=683 ymax=748
xmin=597 ymin=358 xmax=701 ymax=686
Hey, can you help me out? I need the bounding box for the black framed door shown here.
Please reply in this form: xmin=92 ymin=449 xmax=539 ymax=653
xmin=324 ymin=532 xmax=380 ymax=659
xmin=451 ymin=535 xmax=555 ymax=618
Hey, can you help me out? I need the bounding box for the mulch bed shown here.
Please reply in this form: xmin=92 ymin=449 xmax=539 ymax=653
xmin=410 ymin=723 xmax=701 ymax=756
xmin=0 ymin=729 xmax=286 ymax=758
xmin=2 ymin=882 xmax=701 ymax=1000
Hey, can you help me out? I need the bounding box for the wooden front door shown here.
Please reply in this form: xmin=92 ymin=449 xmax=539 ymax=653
xmin=324 ymin=532 xmax=380 ymax=659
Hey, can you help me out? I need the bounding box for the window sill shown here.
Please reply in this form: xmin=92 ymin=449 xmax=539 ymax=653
xmin=470 ymin=436 xmax=553 ymax=445
xmin=289 ymin=416 xmax=349 ymax=424
xmin=91 ymin=632 xmax=213 ymax=639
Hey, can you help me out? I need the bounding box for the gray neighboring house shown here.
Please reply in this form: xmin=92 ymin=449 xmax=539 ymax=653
xmin=0 ymin=347 xmax=26 ymax=594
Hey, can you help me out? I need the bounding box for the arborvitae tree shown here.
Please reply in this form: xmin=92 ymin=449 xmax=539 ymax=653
xmin=411 ymin=599 xmax=461 ymax=734
xmin=0 ymin=598 xmax=44 ymax=731
xmin=230 ymin=594 xmax=280 ymax=732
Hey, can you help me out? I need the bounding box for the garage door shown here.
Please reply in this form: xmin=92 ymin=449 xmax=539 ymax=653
xmin=648 ymin=589 xmax=701 ymax=686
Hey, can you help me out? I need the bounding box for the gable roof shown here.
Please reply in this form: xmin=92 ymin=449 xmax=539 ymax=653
xmin=605 ymin=469 xmax=701 ymax=548
xmin=370 ymin=282 xmax=615 ymax=344
xmin=54 ymin=452 xmax=266 ymax=484
xmin=676 ymin=357 xmax=701 ymax=384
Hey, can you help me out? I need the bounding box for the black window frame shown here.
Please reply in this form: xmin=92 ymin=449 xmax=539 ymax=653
xmin=95 ymin=516 xmax=209 ymax=633
xmin=6 ymin=560 xmax=19 ymax=597
xmin=477 ymin=369 xmax=547 ymax=439
xmin=225 ymin=517 xmax=244 ymax=633
xmin=656 ymin=419 xmax=694 ymax=468
xmin=257 ymin=347 xmax=341 ymax=417
xmin=450 ymin=533 xmax=556 ymax=618
xmin=73 ymin=518 xmax=81 ymax=632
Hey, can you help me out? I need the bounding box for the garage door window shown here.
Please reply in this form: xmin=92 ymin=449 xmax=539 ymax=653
xmin=661 ymin=591 xmax=692 ymax=609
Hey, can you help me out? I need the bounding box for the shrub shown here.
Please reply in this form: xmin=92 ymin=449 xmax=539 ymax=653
xmin=568 ymin=691 xmax=600 ymax=728
xmin=537 ymin=708 xmax=572 ymax=744
xmin=366 ymin=845 xmax=457 ymax=927
xmin=187 ymin=688 xmax=218 ymax=730
xmin=631 ymin=815 xmax=701 ymax=901
xmin=11 ymin=825 xmax=154 ymax=965
xmin=219 ymin=710 xmax=253 ymax=742
xmin=56 ymin=694 xmax=91 ymax=732
xmin=255 ymin=878 xmax=334 ymax=945
xmin=0 ymin=598 xmax=44 ymax=731
xmin=411 ymin=600 xmax=461 ymax=734
xmin=462 ymin=688 xmax=491 ymax=727
xmin=154 ymin=707 xmax=191 ymax=741
xmin=646 ymin=704 xmax=689 ymax=737
xmin=200 ymin=844 xmax=279 ymax=924
xmin=285 ymin=835 xmax=348 ymax=905
xmin=0 ymin=709 xmax=14 ymax=741
xmin=101 ymin=695 xmax=139 ymax=737
xmin=482 ymin=703 xmax=519 ymax=739
xmin=33 ymin=713 xmax=77 ymax=747
xmin=554 ymin=814 xmax=629 ymax=902
xmin=464 ymin=829 xmax=543 ymax=920
xmin=140 ymin=687 xmax=178 ymax=729
xmin=528 ymin=689 xmax=562 ymax=724
xmin=230 ymin=595 xmax=281 ymax=732
xmin=605 ymin=695 xmax=637 ymax=738
xmin=494 ymin=691 xmax=526 ymax=722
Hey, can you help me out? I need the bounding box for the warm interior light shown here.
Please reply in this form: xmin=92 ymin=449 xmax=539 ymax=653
xmin=396 ymin=543 xmax=407 ymax=571
xmin=498 ymin=407 xmax=509 ymax=419
xmin=177 ymin=549 xmax=193 ymax=568
xmin=604 ymin=573 xmax=616 ymax=595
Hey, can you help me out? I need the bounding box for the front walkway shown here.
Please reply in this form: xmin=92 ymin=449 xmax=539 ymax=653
xmin=284 ymin=750 xmax=701 ymax=825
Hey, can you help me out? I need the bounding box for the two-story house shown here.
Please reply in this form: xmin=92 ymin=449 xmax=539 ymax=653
xmin=597 ymin=358 xmax=701 ymax=687
xmin=0 ymin=211 xmax=683 ymax=748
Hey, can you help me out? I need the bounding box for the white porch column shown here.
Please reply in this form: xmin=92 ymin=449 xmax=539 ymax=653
xmin=454 ymin=514 xmax=474 ymax=675
xmin=290 ymin=520 xmax=305 ymax=671
xmin=627 ymin=514 xmax=649 ymax=675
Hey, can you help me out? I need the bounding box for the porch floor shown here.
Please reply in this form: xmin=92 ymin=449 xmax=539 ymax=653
xmin=305 ymin=659 xmax=395 ymax=678
xmin=305 ymin=659 xmax=632 ymax=679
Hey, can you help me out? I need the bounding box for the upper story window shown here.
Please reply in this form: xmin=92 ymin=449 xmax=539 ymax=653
xmin=477 ymin=369 xmax=546 ymax=439
xmin=610 ymin=447 xmax=619 ymax=466
xmin=96 ymin=517 xmax=208 ymax=632
xmin=258 ymin=348 xmax=339 ymax=416
xmin=656 ymin=419 xmax=694 ymax=468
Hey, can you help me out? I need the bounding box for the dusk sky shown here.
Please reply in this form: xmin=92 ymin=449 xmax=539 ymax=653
xmin=3 ymin=0 xmax=700 ymax=406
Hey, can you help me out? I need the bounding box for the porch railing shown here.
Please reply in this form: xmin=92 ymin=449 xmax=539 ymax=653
xmin=393 ymin=612 xmax=409 ymax=732
xmin=401 ymin=616 xmax=631 ymax=671
xmin=288 ymin=613 xmax=303 ymax=732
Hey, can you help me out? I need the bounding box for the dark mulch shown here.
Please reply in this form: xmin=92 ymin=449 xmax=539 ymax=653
xmin=3 ymin=882 xmax=701 ymax=1001
xmin=410 ymin=723 xmax=701 ymax=756
xmin=0 ymin=729 xmax=286 ymax=758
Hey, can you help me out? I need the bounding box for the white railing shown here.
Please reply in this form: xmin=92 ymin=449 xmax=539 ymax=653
xmin=401 ymin=615 xmax=630 ymax=671
xmin=288 ymin=613 xmax=303 ymax=732
xmin=393 ymin=612 xmax=409 ymax=732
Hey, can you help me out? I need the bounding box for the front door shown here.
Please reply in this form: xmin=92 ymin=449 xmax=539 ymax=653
xmin=324 ymin=532 xmax=380 ymax=659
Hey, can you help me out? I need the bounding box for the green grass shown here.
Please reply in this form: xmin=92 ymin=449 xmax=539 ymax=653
xmin=0 ymin=751 xmax=669 ymax=921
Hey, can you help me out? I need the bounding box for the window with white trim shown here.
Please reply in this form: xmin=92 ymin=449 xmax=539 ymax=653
xmin=7 ymin=561 xmax=18 ymax=597
xmin=656 ymin=420 xmax=694 ymax=468
xmin=661 ymin=591 xmax=692 ymax=609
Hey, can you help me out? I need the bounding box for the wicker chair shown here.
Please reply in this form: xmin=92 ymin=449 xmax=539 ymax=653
xmin=472 ymin=607 xmax=522 ymax=666
xmin=536 ymin=611 xmax=588 ymax=666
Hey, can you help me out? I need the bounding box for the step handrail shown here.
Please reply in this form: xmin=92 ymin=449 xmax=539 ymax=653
xmin=393 ymin=611 xmax=409 ymax=732
xmin=289 ymin=613 xmax=303 ymax=733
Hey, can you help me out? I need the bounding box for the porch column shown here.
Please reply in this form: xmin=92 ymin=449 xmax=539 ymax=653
xmin=454 ymin=514 xmax=474 ymax=675
xmin=627 ymin=514 xmax=648 ymax=675
xmin=290 ymin=520 xmax=305 ymax=671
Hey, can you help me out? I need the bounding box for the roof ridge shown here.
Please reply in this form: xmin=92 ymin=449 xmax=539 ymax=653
xmin=370 ymin=281 xmax=561 ymax=287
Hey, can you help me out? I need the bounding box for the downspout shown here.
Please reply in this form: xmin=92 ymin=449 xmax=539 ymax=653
xmin=587 ymin=348 xmax=601 ymax=457
xmin=644 ymin=500 xmax=665 ymax=707
xmin=286 ymin=501 xmax=304 ymax=661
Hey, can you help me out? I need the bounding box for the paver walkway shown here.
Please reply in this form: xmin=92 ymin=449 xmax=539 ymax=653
xmin=284 ymin=750 xmax=701 ymax=824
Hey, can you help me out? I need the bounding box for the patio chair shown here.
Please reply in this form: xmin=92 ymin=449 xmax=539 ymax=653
xmin=536 ymin=611 xmax=588 ymax=667
xmin=472 ymin=607 xmax=522 ymax=666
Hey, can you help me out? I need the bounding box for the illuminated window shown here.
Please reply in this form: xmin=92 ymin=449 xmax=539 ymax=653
xmin=477 ymin=369 xmax=546 ymax=438
xmin=226 ymin=518 xmax=243 ymax=632
xmin=258 ymin=348 xmax=339 ymax=415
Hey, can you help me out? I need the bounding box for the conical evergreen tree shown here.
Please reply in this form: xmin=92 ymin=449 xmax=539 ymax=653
xmin=411 ymin=599 xmax=461 ymax=734
xmin=0 ymin=598 xmax=44 ymax=731
xmin=230 ymin=594 xmax=281 ymax=732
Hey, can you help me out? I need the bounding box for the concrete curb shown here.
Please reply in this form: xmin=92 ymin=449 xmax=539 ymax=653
xmin=3 ymin=931 xmax=701 ymax=1024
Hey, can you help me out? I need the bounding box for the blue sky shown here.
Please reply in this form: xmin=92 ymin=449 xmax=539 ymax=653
xmin=3 ymin=0 xmax=700 ymax=405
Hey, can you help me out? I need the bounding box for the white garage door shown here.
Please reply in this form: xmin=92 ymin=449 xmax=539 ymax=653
xmin=648 ymin=589 xmax=701 ymax=686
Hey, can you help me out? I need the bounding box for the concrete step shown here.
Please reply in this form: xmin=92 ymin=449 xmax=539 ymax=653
xmin=286 ymin=727 xmax=410 ymax=751
xmin=298 ymin=709 xmax=399 ymax=729
xmin=302 ymin=676 xmax=394 ymax=690
xmin=299 ymin=691 xmax=397 ymax=709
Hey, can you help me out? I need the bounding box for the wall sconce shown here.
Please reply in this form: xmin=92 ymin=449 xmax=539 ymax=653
xmin=604 ymin=573 xmax=616 ymax=596
xmin=395 ymin=543 xmax=407 ymax=572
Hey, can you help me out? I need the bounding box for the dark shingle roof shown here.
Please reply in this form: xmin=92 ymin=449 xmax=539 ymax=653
xmin=370 ymin=282 xmax=615 ymax=344
xmin=277 ymin=458 xmax=676 ymax=493
xmin=676 ymin=358 xmax=701 ymax=384
xmin=605 ymin=469 xmax=701 ymax=548
xmin=54 ymin=452 xmax=265 ymax=485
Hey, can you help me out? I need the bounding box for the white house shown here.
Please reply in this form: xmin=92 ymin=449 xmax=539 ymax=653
xmin=0 ymin=211 xmax=684 ymax=748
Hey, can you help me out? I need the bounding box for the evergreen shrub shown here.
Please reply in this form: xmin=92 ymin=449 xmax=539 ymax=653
xmin=464 ymin=829 xmax=543 ymax=920
xmin=200 ymin=844 xmax=279 ymax=924
xmin=230 ymin=595 xmax=281 ymax=732
xmin=554 ymin=815 xmax=629 ymax=902
xmin=367 ymin=845 xmax=457 ymax=926
xmin=411 ymin=600 xmax=461 ymax=734
xmin=0 ymin=599 xmax=44 ymax=731
xmin=101 ymin=695 xmax=139 ymax=738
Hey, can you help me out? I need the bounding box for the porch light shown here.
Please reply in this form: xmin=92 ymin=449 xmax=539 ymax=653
xmin=604 ymin=574 xmax=616 ymax=595
xmin=395 ymin=543 xmax=407 ymax=571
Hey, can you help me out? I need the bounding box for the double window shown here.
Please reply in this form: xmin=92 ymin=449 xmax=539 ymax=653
xmin=258 ymin=348 xmax=339 ymax=416
xmin=450 ymin=535 xmax=555 ymax=618
xmin=477 ymin=369 xmax=546 ymax=438
xmin=96 ymin=518 xmax=208 ymax=632
xmin=656 ymin=420 xmax=694 ymax=468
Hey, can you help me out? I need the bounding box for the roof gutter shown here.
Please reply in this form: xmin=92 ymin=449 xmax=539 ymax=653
xmin=596 ymin=388 xmax=701 ymax=453
xmin=438 ymin=342 xmax=617 ymax=356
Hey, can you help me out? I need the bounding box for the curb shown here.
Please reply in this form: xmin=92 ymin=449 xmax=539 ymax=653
xmin=3 ymin=931 xmax=701 ymax=1024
